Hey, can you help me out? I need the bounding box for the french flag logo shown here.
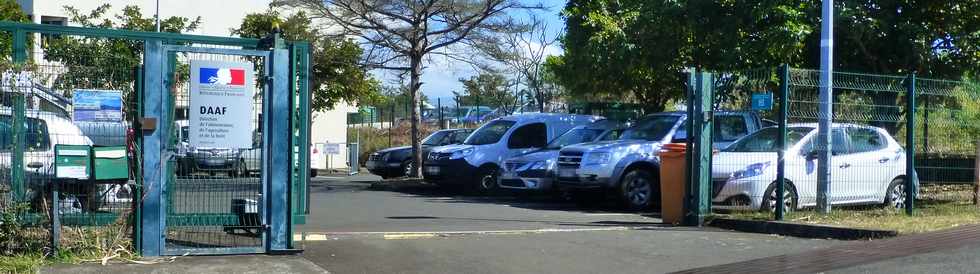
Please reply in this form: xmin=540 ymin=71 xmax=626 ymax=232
xmin=199 ymin=68 xmax=245 ymax=86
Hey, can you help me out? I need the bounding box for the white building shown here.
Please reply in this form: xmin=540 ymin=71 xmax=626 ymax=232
xmin=17 ymin=0 xmax=356 ymax=170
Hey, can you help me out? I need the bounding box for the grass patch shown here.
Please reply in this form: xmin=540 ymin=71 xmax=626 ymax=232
xmin=723 ymin=201 xmax=980 ymax=234
xmin=0 ymin=253 xmax=46 ymax=273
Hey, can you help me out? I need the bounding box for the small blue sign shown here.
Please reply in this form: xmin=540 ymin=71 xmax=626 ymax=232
xmin=73 ymin=89 xmax=123 ymax=122
xmin=752 ymin=93 xmax=773 ymax=110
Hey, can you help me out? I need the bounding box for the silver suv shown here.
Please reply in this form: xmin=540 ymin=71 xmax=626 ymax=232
xmin=556 ymin=112 xmax=763 ymax=210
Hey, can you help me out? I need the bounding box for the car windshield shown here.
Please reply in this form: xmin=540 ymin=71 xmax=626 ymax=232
xmin=546 ymin=128 xmax=605 ymax=149
xmin=422 ymin=131 xmax=449 ymax=146
xmin=620 ymin=115 xmax=680 ymax=141
xmin=464 ymin=120 xmax=516 ymax=145
xmin=723 ymin=127 xmax=812 ymax=152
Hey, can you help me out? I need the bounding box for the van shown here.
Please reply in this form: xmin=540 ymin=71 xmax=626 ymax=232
xmin=423 ymin=113 xmax=604 ymax=193
xmin=0 ymin=108 xmax=100 ymax=210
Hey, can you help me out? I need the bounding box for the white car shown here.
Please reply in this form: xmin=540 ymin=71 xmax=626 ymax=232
xmin=712 ymin=123 xmax=915 ymax=212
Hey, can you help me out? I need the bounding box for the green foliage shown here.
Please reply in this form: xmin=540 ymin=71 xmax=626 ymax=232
xmin=232 ymin=10 xmax=381 ymax=111
xmin=0 ymin=203 xmax=47 ymax=255
xmin=550 ymin=0 xmax=814 ymax=112
xmin=42 ymin=4 xmax=200 ymax=96
xmin=551 ymin=0 xmax=980 ymax=111
xmin=455 ymin=72 xmax=515 ymax=108
xmin=0 ymin=0 xmax=30 ymax=59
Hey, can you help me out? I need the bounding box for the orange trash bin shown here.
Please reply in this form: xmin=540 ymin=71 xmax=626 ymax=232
xmin=659 ymin=143 xmax=687 ymax=225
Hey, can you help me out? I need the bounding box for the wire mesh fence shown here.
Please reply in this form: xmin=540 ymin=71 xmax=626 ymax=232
xmin=913 ymin=77 xmax=980 ymax=206
xmin=163 ymin=49 xmax=265 ymax=251
xmin=707 ymin=66 xmax=980 ymax=225
xmin=0 ymin=33 xmax=140 ymax=256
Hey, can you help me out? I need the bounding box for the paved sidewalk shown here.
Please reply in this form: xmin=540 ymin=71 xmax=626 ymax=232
xmin=41 ymin=254 xmax=328 ymax=274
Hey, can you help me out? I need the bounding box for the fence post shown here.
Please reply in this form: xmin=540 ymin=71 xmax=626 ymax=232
xmin=975 ymin=140 xmax=979 ymax=206
xmin=684 ymin=70 xmax=713 ymax=226
xmin=776 ymin=65 xmax=790 ymax=220
xmin=905 ymin=73 xmax=916 ymax=215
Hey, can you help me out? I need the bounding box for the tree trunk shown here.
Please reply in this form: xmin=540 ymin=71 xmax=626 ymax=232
xmin=409 ymin=54 xmax=424 ymax=178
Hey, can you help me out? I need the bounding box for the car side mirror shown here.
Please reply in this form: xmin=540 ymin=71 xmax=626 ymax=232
xmin=805 ymin=150 xmax=819 ymax=161
xmin=671 ymin=131 xmax=687 ymax=143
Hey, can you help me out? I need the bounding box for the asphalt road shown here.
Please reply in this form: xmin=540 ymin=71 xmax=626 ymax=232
xmin=295 ymin=174 xmax=842 ymax=274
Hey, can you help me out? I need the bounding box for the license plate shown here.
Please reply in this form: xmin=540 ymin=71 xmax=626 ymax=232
xmin=425 ymin=166 xmax=440 ymax=174
xmin=365 ymin=161 xmax=377 ymax=169
xmin=558 ymin=168 xmax=576 ymax=178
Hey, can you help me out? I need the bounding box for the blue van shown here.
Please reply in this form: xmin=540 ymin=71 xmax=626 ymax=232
xmin=423 ymin=113 xmax=604 ymax=193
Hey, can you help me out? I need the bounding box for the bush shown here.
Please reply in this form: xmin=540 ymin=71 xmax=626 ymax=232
xmin=349 ymin=123 xmax=439 ymax=166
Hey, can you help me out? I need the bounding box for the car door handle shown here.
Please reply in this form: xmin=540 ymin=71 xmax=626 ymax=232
xmin=839 ymin=163 xmax=851 ymax=169
xmin=27 ymin=162 xmax=44 ymax=169
xmin=878 ymin=157 xmax=890 ymax=163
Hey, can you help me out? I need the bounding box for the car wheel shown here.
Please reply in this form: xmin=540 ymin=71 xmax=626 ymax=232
xmin=402 ymin=160 xmax=415 ymax=177
xmin=310 ymin=169 xmax=318 ymax=178
xmin=761 ymin=182 xmax=798 ymax=213
xmin=619 ymin=169 xmax=657 ymax=211
xmin=177 ymin=162 xmax=190 ymax=177
xmin=78 ymin=184 xmax=103 ymax=212
xmin=884 ymin=178 xmax=907 ymax=210
xmin=470 ymin=166 xmax=499 ymax=195
xmin=230 ymin=160 xmax=247 ymax=177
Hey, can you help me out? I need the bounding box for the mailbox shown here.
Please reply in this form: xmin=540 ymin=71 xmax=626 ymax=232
xmin=55 ymin=144 xmax=91 ymax=180
xmin=93 ymin=146 xmax=129 ymax=180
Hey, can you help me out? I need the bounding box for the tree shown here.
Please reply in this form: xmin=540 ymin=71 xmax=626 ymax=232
xmin=549 ymin=0 xmax=815 ymax=111
xmin=455 ymin=72 xmax=514 ymax=108
xmin=275 ymin=0 xmax=538 ymax=178
xmin=0 ymin=0 xmax=29 ymax=59
xmin=474 ymin=14 xmax=557 ymax=112
xmin=550 ymin=0 xmax=980 ymax=112
xmin=233 ymin=10 xmax=381 ymax=111
xmin=43 ymin=4 xmax=200 ymax=95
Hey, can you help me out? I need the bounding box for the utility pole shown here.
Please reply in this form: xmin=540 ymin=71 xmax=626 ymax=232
xmin=816 ymin=0 xmax=834 ymax=213
xmin=155 ymin=0 xmax=161 ymax=32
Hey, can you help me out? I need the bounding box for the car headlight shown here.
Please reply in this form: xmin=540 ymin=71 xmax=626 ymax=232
xmin=582 ymin=152 xmax=611 ymax=166
xmin=731 ymin=161 xmax=771 ymax=180
xmin=449 ymin=148 xmax=474 ymax=160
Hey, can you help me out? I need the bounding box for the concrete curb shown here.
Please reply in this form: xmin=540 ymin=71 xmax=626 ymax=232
xmin=708 ymin=218 xmax=898 ymax=240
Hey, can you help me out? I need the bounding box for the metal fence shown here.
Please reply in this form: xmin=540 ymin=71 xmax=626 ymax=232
xmin=700 ymin=65 xmax=980 ymax=222
xmin=0 ymin=33 xmax=140 ymax=255
xmin=0 ymin=22 xmax=311 ymax=257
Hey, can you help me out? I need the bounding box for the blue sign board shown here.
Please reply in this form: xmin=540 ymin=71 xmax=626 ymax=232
xmin=751 ymin=93 xmax=773 ymax=111
xmin=73 ymin=89 xmax=123 ymax=122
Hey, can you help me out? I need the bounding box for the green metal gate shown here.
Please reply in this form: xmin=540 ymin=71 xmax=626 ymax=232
xmin=0 ymin=22 xmax=311 ymax=257
xmin=159 ymin=45 xmax=273 ymax=255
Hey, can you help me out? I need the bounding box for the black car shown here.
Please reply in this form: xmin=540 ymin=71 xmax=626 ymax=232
xmin=365 ymin=128 xmax=473 ymax=179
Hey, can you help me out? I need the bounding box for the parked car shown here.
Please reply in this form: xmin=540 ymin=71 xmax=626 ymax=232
xmin=424 ymin=113 xmax=604 ymax=193
xmin=712 ymin=123 xmax=917 ymax=212
xmin=556 ymin=111 xmax=764 ymax=210
xmin=498 ymin=121 xmax=624 ymax=191
xmin=365 ymin=128 xmax=473 ymax=179
xmin=0 ymin=108 xmax=102 ymax=211
xmin=451 ymin=106 xmax=495 ymax=124
xmin=175 ymin=123 xmax=265 ymax=178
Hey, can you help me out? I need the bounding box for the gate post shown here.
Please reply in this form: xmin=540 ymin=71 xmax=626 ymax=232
xmin=266 ymin=48 xmax=293 ymax=252
xmin=684 ymin=70 xmax=713 ymax=226
xmin=140 ymin=40 xmax=166 ymax=256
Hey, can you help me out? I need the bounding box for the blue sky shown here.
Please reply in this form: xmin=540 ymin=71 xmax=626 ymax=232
xmin=371 ymin=0 xmax=567 ymax=105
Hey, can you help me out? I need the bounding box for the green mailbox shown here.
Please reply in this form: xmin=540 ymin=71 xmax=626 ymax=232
xmin=55 ymin=144 xmax=91 ymax=180
xmin=93 ymin=146 xmax=129 ymax=180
